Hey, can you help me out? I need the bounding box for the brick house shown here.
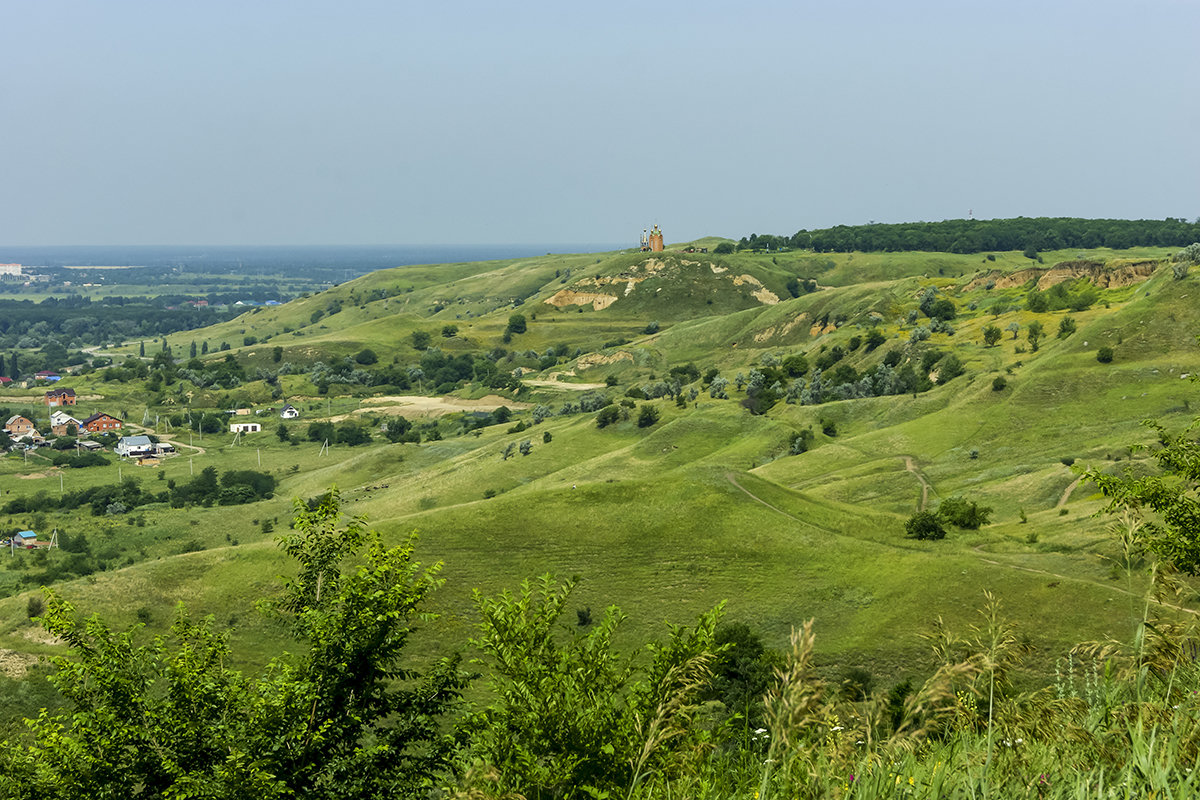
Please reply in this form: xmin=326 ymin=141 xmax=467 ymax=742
xmin=50 ymin=411 xmax=83 ymax=436
xmin=45 ymin=387 xmax=77 ymax=406
xmin=80 ymin=412 xmax=123 ymax=433
xmin=4 ymin=415 xmax=36 ymax=438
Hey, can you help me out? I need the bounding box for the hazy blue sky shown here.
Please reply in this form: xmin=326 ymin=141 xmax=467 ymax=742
xmin=3 ymin=0 xmax=1197 ymax=246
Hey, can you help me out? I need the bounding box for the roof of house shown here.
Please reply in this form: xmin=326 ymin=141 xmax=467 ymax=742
xmin=15 ymin=531 xmax=36 ymax=540
xmin=35 ymin=371 xmax=58 ymax=377
xmin=118 ymin=435 xmax=154 ymax=447
xmin=81 ymin=412 xmax=121 ymax=425
xmin=5 ymin=415 xmax=32 ymax=426
xmin=50 ymin=411 xmax=82 ymax=424
xmin=46 ymin=387 xmax=76 ymax=396
xmin=0 ymin=377 xmax=11 ymax=383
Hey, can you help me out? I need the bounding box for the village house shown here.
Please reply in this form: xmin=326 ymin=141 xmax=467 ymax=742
xmin=4 ymin=415 xmax=37 ymax=439
xmin=280 ymin=404 xmax=300 ymax=419
xmin=34 ymin=371 xmax=61 ymax=383
xmin=230 ymin=422 xmax=262 ymax=434
xmin=44 ymin=387 xmax=77 ymax=406
xmin=50 ymin=410 xmax=83 ymax=437
xmin=115 ymin=435 xmax=155 ymax=458
xmin=80 ymin=412 xmax=123 ymax=433
xmin=0 ymin=376 xmax=12 ymax=387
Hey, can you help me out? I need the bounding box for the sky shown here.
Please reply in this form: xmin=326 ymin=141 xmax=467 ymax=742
xmin=3 ymin=0 xmax=1197 ymax=246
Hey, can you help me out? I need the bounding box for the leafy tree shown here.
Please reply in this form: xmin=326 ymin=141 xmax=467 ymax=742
xmin=1085 ymin=418 xmax=1200 ymax=574
xmin=596 ymin=405 xmax=620 ymax=428
xmin=468 ymin=575 xmax=720 ymax=799
xmin=785 ymin=277 xmax=801 ymax=298
xmin=937 ymin=496 xmax=992 ymax=529
xmin=354 ymin=348 xmax=378 ymax=365
xmin=506 ymin=314 xmax=527 ymax=335
xmin=1006 ymin=321 xmax=1020 ymax=340
xmin=1026 ymin=320 xmax=1045 ymax=352
xmin=1097 ymin=346 xmax=1114 ymax=363
xmin=982 ymin=325 xmax=1003 ymax=347
xmin=637 ymin=404 xmax=660 ymax=428
xmin=1057 ymin=316 xmax=1077 ymax=339
xmin=384 ymin=415 xmax=415 ymax=443
xmin=864 ymin=329 xmax=887 ymax=352
xmin=441 ymin=324 xmax=458 ymax=338
xmin=410 ymin=330 xmax=431 ymax=351
xmin=905 ymin=511 xmax=947 ymax=540
xmin=713 ymin=241 xmax=735 ymax=254
xmin=307 ymin=421 xmax=336 ymax=444
xmin=936 ymin=353 xmax=964 ymax=383
xmin=992 ymin=376 xmax=1007 ymax=391
xmin=277 ymin=423 xmax=291 ymax=443
xmin=272 ymin=345 xmax=283 ymax=362
xmin=518 ymin=439 xmax=532 ymax=456
xmin=335 ymin=423 xmax=371 ymax=446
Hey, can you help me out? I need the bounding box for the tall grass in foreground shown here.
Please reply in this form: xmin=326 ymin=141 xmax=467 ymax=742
xmin=452 ymin=567 xmax=1200 ymax=800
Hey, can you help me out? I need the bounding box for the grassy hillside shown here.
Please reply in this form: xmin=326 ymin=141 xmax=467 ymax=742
xmin=1 ymin=242 xmax=1196 ymax=704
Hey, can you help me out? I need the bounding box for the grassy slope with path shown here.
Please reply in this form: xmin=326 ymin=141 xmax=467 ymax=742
xmin=0 ymin=242 xmax=1195 ymax=694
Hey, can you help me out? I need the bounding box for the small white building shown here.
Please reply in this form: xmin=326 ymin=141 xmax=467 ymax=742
xmin=230 ymin=422 xmax=262 ymax=434
xmin=280 ymin=404 xmax=300 ymax=419
xmin=115 ymin=435 xmax=155 ymax=458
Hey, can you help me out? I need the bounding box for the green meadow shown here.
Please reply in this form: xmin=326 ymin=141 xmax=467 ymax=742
xmin=1 ymin=242 xmax=1196 ymax=703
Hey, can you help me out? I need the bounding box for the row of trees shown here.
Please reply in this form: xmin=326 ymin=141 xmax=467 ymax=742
xmin=737 ymin=217 xmax=1200 ymax=254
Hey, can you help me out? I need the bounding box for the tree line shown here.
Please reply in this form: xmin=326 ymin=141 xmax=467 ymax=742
xmin=737 ymin=216 xmax=1200 ymax=254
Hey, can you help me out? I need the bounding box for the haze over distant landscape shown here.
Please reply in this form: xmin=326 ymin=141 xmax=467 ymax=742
xmin=4 ymin=0 xmax=1197 ymax=246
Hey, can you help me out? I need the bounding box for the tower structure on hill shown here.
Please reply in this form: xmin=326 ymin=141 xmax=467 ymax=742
xmin=648 ymin=224 xmax=664 ymax=252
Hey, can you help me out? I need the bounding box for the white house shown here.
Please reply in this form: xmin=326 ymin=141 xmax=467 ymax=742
xmin=280 ymin=404 xmax=300 ymax=419
xmin=50 ymin=410 xmax=83 ymax=436
xmin=115 ymin=435 xmax=155 ymax=458
xmin=230 ymin=422 xmax=262 ymax=434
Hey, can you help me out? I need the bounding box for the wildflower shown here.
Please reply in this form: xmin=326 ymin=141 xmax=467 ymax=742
xmin=831 ymin=725 xmax=844 ymax=732
xmin=849 ymin=775 xmax=855 ymax=783
xmin=908 ymin=777 xmax=915 ymax=786
xmin=1015 ymin=738 xmax=1023 ymax=745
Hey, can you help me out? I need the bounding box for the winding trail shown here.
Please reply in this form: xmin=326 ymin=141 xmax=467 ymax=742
xmin=1057 ymin=476 xmax=1084 ymax=508
xmin=903 ymin=455 xmax=932 ymax=511
xmin=726 ymin=472 xmax=1199 ymax=618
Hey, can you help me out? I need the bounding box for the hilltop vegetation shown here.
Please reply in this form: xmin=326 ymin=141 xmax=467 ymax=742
xmin=1 ymin=237 xmax=1200 ymax=794
xmin=735 ymin=215 xmax=1200 ymax=255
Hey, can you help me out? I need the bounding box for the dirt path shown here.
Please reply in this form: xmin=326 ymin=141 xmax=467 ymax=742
xmin=903 ymin=456 xmax=931 ymax=511
xmin=344 ymin=394 xmax=530 ymax=419
xmin=726 ymin=472 xmax=1199 ymax=618
xmin=523 ymin=378 xmax=608 ymax=391
xmin=1057 ymin=475 xmax=1084 ymax=508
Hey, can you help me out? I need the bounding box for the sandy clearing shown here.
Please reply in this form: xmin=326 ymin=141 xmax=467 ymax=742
xmin=0 ymin=649 xmax=37 ymax=679
xmin=523 ymin=379 xmax=608 ymax=391
xmin=346 ymin=394 xmax=532 ymax=418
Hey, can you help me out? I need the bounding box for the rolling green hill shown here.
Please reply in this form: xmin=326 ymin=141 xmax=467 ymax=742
xmin=2 ymin=241 xmax=1197 ymax=703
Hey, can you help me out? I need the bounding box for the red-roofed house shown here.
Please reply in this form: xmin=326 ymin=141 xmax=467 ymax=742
xmin=45 ymin=387 xmax=77 ymax=406
xmin=80 ymin=412 xmax=123 ymax=433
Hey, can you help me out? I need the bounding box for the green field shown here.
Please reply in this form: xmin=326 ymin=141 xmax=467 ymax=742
xmin=1 ymin=243 xmax=1196 ymax=702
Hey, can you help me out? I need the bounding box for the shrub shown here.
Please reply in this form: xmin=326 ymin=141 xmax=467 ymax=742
xmin=354 ymin=348 xmax=378 ymax=365
xmin=595 ymin=406 xmax=620 ymax=428
xmin=636 ymin=405 xmax=660 ymax=428
xmin=1057 ymin=316 xmax=1077 ymax=339
xmin=937 ymin=496 xmax=992 ymax=529
xmin=713 ymin=242 xmax=735 ymax=254
xmin=992 ymin=376 xmax=1007 ymax=391
xmin=905 ymin=511 xmax=946 ymax=540
xmin=1096 ymin=346 xmax=1114 ymax=363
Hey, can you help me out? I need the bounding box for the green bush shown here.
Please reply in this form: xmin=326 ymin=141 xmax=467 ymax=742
xmin=1096 ymin=346 xmax=1114 ymax=363
xmin=905 ymin=511 xmax=946 ymax=540
xmin=937 ymin=496 xmax=992 ymax=529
